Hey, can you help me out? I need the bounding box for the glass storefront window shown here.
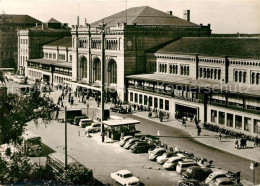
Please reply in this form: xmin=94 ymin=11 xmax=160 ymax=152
xmin=235 ymin=115 xmax=242 ymax=130
xmin=227 ymin=113 xmax=233 ymax=127
xmin=244 ymin=117 xmax=252 ymax=132
xmin=211 ymin=110 xmax=217 ymax=124
xmin=159 ymin=99 xmax=163 ymax=109
xmin=134 ymin=93 xmax=138 ymax=103
xmin=154 ymin=97 xmax=158 ymax=108
xmin=219 ymin=111 xmax=225 ymax=125
xmin=144 ymin=96 xmax=147 ymax=105
xmin=165 ymin=100 xmax=169 ymax=111
xmin=130 ymin=92 xmax=133 ymax=102
xmin=253 ymin=119 xmax=260 ymax=134
xmin=139 ymin=94 xmax=143 ymax=104
xmin=149 ymin=97 xmax=152 ymax=107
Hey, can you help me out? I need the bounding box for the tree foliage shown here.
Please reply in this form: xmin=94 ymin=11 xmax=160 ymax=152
xmin=0 ymin=86 xmax=56 ymax=144
xmin=1 ymin=57 xmax=17 ymax=71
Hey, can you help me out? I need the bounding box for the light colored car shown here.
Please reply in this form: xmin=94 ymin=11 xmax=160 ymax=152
xmin=123 ymin=138 xmax=139 ymax=149
xmin=79 ymin=118 xmax=93 ymax=128
xmin=205 ymin=170 xmax=228 ymax=184
xmin=85 ymin=122 xmax=101 ymax=133
xmin=14 ymin=75 xmax=25 ymax=84
xmin=156 ymin=152 xmax=178 ymax=164
xmin=208 ymin=177 xmax=237 ymax=186
xmin=176 ymin=160 xmax=198 ymax=174
xmin=148 ymin=147 xmax=166 ymax=161
xmin=5 ymin=72 xmax=15 ymax=81
xmin=119 ymin=136 xmax=133 ymax=147
xmin=163 ymin=154 xmax=187 ymax=170
xmin=111 ymin=169 xmax=140 ymax=186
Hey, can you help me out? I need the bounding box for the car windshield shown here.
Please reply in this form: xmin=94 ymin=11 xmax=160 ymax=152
xmin=123 ymin=173 xmax=133 ymax=178
xmin=26 ymin=138 xmax=41 ymax=146
xmin=186 ymin=168 xmax=193 ymax=174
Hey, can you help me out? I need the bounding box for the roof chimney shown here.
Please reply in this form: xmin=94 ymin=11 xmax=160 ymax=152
xmin=77 ymin=16 xmax=79 ymax=26
xmin=183 ymin=10 xmax=190 ymax=21
xmin=166 ymin=11 xmax=172 ymax=15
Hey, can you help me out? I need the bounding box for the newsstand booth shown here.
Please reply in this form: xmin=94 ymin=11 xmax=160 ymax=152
xmin=102 ymin=119 xmax=140 ymax=140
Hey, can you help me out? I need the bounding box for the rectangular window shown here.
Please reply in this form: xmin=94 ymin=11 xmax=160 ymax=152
xmin=154 ymin=97 xmax=158 ymax=108
xmin=235 ymin=115 xmax=242 ymax=130
xmin=144 ymin=96 xmax=148 ymax=105
xmin=59 ymin=54 xmax=65 ymax=60
xmin=227 ymin=113 xmax=233 ymax=128
xmin=134 ymin=93 xmax=138 ymax=103
xmin=139 ymin=94 xmax=143 ymax=104
xmin=149 ymin=96 xmax=153 ymax=107
xmin=244 ymin=117 xmax=252 ymax=132
xmin=70 ymin=55 xmax=72 ymax=61
xmin=53 ymin=53 xmax=56 ymax=59
xmin=159 ymin=99 xmax=163 ymax=109
xmin=211 ymin=110 xmax=217 ymax=124
xmin=165 ymin=100 xmax=169 ymax=111
xmin=44 ymin=53 xmax=48 ymax=58
xmin=218 ymin=111 xmax=225 ymax=125
xmin=49 ymin=53 xmax=52 ymax=59
xmin=253 ymin=119 xmax=260 ymax=134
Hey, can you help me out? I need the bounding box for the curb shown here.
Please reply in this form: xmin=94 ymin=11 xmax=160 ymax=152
xmin=132 ymin=112 xmax=260 ymax=164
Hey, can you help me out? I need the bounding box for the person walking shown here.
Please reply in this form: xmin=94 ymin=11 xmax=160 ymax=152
xmin=197 ymin=126 xmax=201 ymax=136
xmin=182 ymin=116 xmax=186 ymax=128
xmin=235 ymin=139 xmax=239 ymax=148
xmin=71 ymin=96 xmax=74 ymax=105
xmin=218 ymin=131 xmax=222 ymax=141
xmin=55 ymin=107 xmax=60 ymax=119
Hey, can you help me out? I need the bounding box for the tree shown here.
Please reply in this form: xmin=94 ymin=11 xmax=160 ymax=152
xmin=1 ymin=57 xmax=17 ymax=71
xmin=0 ymin=86 xmax=56 ymax=144
xmin=0 ymin=71 xmax=5 ymax=83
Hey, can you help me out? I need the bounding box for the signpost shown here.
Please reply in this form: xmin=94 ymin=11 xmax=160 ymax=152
xmin=250 ymin=162 xmax=258 ymax=185
xmin=65 ymin=106 xmax=68 ymax=169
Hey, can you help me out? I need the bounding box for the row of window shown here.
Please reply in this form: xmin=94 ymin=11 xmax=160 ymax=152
xmin=158 ymin=63 xmax=190 ymax=76
xmin=54 ymin=75 xmax=71 ymax=84
xmin=20 ymin=39 xmax=28 ymax=45
xmin=251 ymin=72 xmax=260 ymax=85
xmin=20 ymin=48 xmax=28 ymax=54
xmin=200 ymin=67 xmax=221 ymax=80
xmin=129 ymin=92 xmax=170 ymax=111
xmin=44 ymin=52 xmax=56 ymax=60
xmin=211 ymin=109 xmax=260 ymax=134
xmin=234 ymin=71 xmax=246 ymax=83
xmin=28 ymin=70 xmax=42 ymax=78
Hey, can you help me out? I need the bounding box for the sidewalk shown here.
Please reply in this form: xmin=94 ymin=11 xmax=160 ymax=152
xmin=132 ymin=111 xmax=260 ymax=163
xmin=46 ymin=89 xmax=260 ymax=163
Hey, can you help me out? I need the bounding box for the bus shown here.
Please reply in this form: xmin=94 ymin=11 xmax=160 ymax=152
xmin=19 ymin=130 xmax=42 ymax=156
xmin=46 ymin=152 xmax=82 ymax=175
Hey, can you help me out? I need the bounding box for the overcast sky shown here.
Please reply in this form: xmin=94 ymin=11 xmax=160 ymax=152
xmin=0 ymin=0 xmax=259 ymax=33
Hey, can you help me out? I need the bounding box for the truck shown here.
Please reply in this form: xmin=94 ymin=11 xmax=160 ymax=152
xmin=65 ymin=109 xmax=83 ymax=123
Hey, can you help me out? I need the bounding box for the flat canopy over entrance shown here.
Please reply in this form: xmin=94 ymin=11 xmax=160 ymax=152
xmin=102 ymin=119 xmax=140 ymax=127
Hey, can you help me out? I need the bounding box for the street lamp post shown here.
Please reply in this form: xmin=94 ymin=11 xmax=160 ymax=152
xmin=98 ymin=21 xmax=107 ymax=142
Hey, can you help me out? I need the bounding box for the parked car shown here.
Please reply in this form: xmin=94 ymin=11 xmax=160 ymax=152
xmin=74 ymin=115 xmax=88 ymax=126
xmin=178 ymin=179 xmax=202 ymax=186
xmin=156 ymin=152 xmax=179 ymax=164
xmin=130 ymin=141 xmax=151 ymax=153
xmin=110 ymin=106 xmax=127 ymax=114
xmin=181 ymin=166 xmax=212 ymax=182
xmin=148 ymin=148 xmax=166 ymax=161
xmin=148 ymin=146 xmax=160 ymax=155
xmin=163 ymin=155 xmax=187 ymax=170
xmin=176 ymin=161 xmax=198 ymax=174
xmin=14 ymin=75 xmax=25 ymax=84
xmin=85 ymin=122 xmax=101 ymax=133
xmin=111 ymin=169 xmax=140 ymax=186
xmin=119 ymin=136 xmax=133 ymax=147
xmin=123 ymin=138 xmax=140 ymax=149
xmin=208 ymin=177 xmax=238 ymax=186
xmin=79 ymin=118 xmax=93 ymax=128
xmin=205 ymin=170 xmax=228 ymax=184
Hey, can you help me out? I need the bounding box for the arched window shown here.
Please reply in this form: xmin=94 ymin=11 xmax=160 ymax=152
xmin=239 ymin=71 xmax=242 ymax=82
xmin=203 ymin=68 xmax=206 ymax=78
xmin=214 ymin=69 xmax=217 ymax=79
xmin=181 ymin=66 xmax=184 ymax=75
xmin=169 ymin=65 xmax=172 ymax=74
xmin=108 ymin=59 xmax=117 ymax=84
xmin=164 ymin=64 xmax=167 ymax=73
xmin=184 ymin=66 xmax=187 ymax=75
xmin=79 ymin=56 xmax=87 ymax=79
xmin=187 ymin=66 xmax=190 ymax=76
xmin=252 ymin=72 xmax=255 ymax=84
xmin=200 ymin=68 xmax=202 ymax=77
xmin=207 ymin=68 xmax=210 ymax=78
xmin=210 ymin=69 xmax=213 ymax=79
xmin=175 ymin=65 xmax=178 ymax=74
xmin=218 ymin=69 xmax=221 ymax=80
xmin=256 ymin=73 xmax=259 ymax=85
xmin=243 ymin=72 xmax=247 ymax=83
xmin=93 ymin=58 xmax=101 ymax=81
xmin=234 ymin=71 xmax=238 ymax=82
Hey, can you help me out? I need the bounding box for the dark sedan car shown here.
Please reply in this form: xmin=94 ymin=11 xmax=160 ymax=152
xmin=182 ymin=166 xmax=213 ymax=182
xmin=130 ymin=141 xmax=152 ymax=153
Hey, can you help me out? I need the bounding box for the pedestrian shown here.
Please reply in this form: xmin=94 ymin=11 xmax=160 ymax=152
xmin=218 ymin=131 xmax=222 ymax=141
xmin=254 ymin=136 xmax=259 ymax=147
xmin=197 ymin=126 xmax=201 ymax=136
xmin=61 ymin=101 xmax=64 ymax=108
xmin=235 ymin=139 xmax=239 ymax=148
xmin=148 ymin=110 xmax=152 ymax=118
xmin=82 ymin=95 xmax=84 ymax=102
xmin=71 ymin=96 xmax=74 ymax=105
xmin=133 ymin=104 xmax=136 ymax=111
xmin=55 ymin=107 xmax=59 ymax=119
xmin=68 ymin=96 xmax=71 ymax=103
xmin=182 ymin=116 xmax=186 ymax=127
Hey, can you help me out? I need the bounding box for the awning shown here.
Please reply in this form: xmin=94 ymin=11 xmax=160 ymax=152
xmin=102 ymin=119 xmax=140 ymax=127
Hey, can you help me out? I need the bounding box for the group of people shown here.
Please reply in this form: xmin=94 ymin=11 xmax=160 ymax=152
xmin=235 ymin=137 xmax=248 ymax=149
